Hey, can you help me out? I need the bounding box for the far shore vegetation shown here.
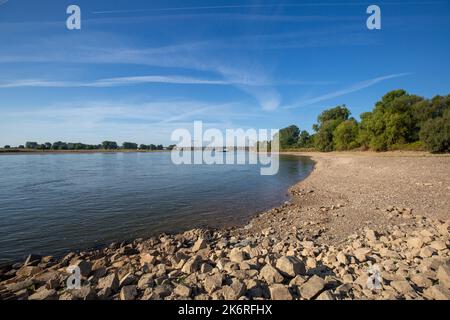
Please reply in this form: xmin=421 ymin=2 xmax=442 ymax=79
xmin=2 ymin=90 xmax=449 ymax=154
xmin=0 ymin=141 xmax=176 ymax=153
xmin=261 ymin=90 xmax=450 ymax=153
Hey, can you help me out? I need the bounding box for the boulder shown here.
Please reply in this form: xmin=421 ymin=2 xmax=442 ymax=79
xmin=120 ymin=285 xmax=137 ymax=300
xmin=97 ymin=272 xmax=119 ymax=293
xmin=192 ymin=238 xmax=207 ymax=252
xmin=28 ymin=288 xmax=57 ymax=300
xmin=182 ymin=255 xmax=202 ymax=273
xmin=269 ymin=284 xmax=292 ymax=300
xmin=229 ymin=248 xmax=247 ymax=263
xmin=275 ymin=256 xmax=306 ymax=277
xmin=260 ymin=265 xmax=284 ymax=284
xmin=204 ymin=274 xmax=223 ymax=294
xmin=174 ymin=284 xmax=191 ymax=297
xmin=299 ymin=275 xmax=326 ymax=300
xmin=436 ymin=265 xmax=450 ymax=288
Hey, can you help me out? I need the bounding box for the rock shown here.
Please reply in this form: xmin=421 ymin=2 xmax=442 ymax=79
xmin=407 ymin=237 xmax=424 ymax=249
xmin=289 ymin=275 xmax=307 ymax=286
xmin=222 ymin=279 xmax=246 ymax=300
xmin=120 ymin=285 xmax=137 ymax=300
xmin=430 ymin=241 xmax=447 ymax=251
xmin=73 ymin=260 xmax=92 ymax=277
xmin=366 ymin=229 xmax=378 ymax=242
xmin=16 ymin=266 xmax=41 ymax=278
xmin=419 ymin=246 xmax=436 ymax=258
xmin=353 ymin=248 xmax=371 ymax=262
xmin=275 ymin=256 xmax=306 ymax=277
xmin=423 ymin=285 xmax=450 ymax=300
xmin=5 ymin=279 xmax=34 ymax=292
xmin=67 ymin=286 xmax=97 ymax=300
xmin=29 ymin=288 xmax=57 ymax=300
xmin=390 ymin=280 xmax=414 ymax=294
xmin=174 ymin=284 xmax=191 ymax=297
xmin=299 ymin=275 xmax=326 ymax=300
xmin=316 ymin=290 xmax=334 ymax=300
xmin=24 ymin=254 xmax=42 ymax=266
xmin=229 ymin=248 xmax=247 ymax=263
xmin=140 ymin=253 xmax=156 ymax=266
xmin=192 ymin=238 xmax=207 ymax=252
xmin=122 ymin=247 xmax=139 ymax=256
xmin=269 ymin=284 xmax=292 ymax=300
xmin=119 ymin=272 xmax=137 ymax=287
xmin=97 ymin=273 xmax=119 ymax=293
xmin=200 ymin=263 xmax=213 ymax=273
xmin=204 ymin=274 xmax=223 ymax=294
xmin=436 ymin=265 xmax=450 ymax=288
xmin=336 ymin=252 xmax=348 ymax=265
xmin=306 ymin=257 xmax=316 ymax=269
xmin=260 ymin=264 xmax=284 ymax=284
xmin=137 ymin=274 xmax=154 ymax=290
xmin=182 ymin=255 xmax=202 ymax=273
xmin=410 ymin=275 xmax=432 ymax=288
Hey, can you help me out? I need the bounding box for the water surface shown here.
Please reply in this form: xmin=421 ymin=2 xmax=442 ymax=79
xmin=0 ymin=152 xmax=313 ymax=263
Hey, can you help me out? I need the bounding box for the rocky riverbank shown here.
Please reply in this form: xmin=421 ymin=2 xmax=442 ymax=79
xmin=0 ymin=152 xmax=449 ymax=300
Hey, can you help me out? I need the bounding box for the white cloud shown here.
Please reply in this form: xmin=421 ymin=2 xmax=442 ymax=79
xmin=284 ymin=73 xmax=413 ymax=109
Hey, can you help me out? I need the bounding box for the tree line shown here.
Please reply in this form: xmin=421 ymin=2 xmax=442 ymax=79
xmin=275 ymin=90 xmax=450 ymax=153
xmin=4 ymin=141 xmax=175 ymax=151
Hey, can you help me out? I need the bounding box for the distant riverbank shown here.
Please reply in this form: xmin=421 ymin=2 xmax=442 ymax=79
xmin=0 ymin=149 xmax=169 ymax=155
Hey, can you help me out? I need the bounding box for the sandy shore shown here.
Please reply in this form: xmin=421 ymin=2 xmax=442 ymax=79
xmin=0 ymin=152 xmax=449 ymax=300
xmin=241 ymin=151 xmax=450 ymax=245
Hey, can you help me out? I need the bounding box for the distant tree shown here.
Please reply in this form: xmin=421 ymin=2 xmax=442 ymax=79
xmin=25 ymin=142 xmax=38 ymax=149
xmin=167 ymin=144 xmax=176 ymax=150
xmin=156 ymin=144 xmax=164 ymax=150
xmin=419 ymin=109 xmax=450 ymax=152
xmin=102 ymin=141 xmax=118 ymax=150
xmin=297 ymin=130 xmax=314 ymax=148
xmin=275 ymin=125 xmax=300 ymax=149
xmin=4 ymin=145 xmax=10 ymax=149
xmin=313 ymin=105 xmax=351 ymax=151
xmin=149 ymin=144 xmax=156 ymax=150
xmin=122 ymin=142 xmax=138 ymax=149
xmin=18 ymin=145 xmax=24 ymax=149
xmin=139 ymin=144 xmax=148 ymax=150
xmin=44 ymin=142 xmax=52 ymax=150
xmin=333 ymin=119 xmax=360 ymax=150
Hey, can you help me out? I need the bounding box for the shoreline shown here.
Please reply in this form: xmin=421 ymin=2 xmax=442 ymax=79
xmin=0 ymin=152 xmax=449 ymax=300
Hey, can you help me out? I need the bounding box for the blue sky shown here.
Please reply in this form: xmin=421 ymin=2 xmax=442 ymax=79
xmin=0 ymin=0 xmax=449 ymax=145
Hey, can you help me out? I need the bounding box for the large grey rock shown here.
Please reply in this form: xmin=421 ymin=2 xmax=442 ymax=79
xmin=120 ymin=285 xmax=137 ymax=300
xmin=260 ymin=264 xmax=284 ymax=284
xmin=204 ymin=274 xmax=223 ymax=294
xmin=275 ymin=256 xmax=306 ymax=277
xmin=182 ymin=255 xmax=202 ymax=273
xmin=97 ymin=272 xmax=119 ymax=293
xmin=269 ymin=284 xmax=292 ymax=300
xmin=299 ymin=275 xmax=326 ymax=300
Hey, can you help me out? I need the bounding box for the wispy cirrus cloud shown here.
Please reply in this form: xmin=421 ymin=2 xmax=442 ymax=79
xmin=0 ymin=74 xmax=332 ymax=89
xmin=284 ymin=73 xmax=413 ymax=109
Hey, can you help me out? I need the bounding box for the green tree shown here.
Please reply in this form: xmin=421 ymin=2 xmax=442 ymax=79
xmin=102 ymin=141 xmax=118 ymax=150
xmin=122 ymin=142 xmax=138 ymax=149
xmin=297 ymin=130 xmax=313 ymax=148
xmin=333 ymin=119 xmax=359 ymax=150
xmin=25 ymin=142 xmax=38 ymax=149
xmin=313 ymin=105 xmax=351 ymax=151
xmin=419 ymin=109 xmax=450 ymax=152
xmin=274 ymin=125 xmax=300 ymax=149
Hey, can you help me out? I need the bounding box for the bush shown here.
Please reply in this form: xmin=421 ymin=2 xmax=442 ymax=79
xmin=419 ymin=110 xmax=450 ymax=152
